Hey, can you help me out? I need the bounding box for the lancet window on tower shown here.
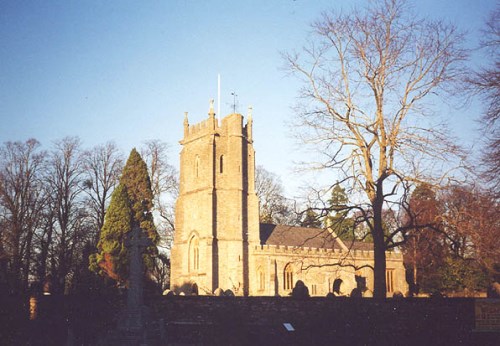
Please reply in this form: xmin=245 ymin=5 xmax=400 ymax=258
xmin=258 ymin=267 xmax=265 ymax=291
xmin=219 ymin=155 xmax=224 ymax=174
xmin=189 ymin=235 xmax=200 ymax=272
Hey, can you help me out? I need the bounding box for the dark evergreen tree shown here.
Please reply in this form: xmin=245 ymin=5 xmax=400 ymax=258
xmin=301 ymin=208 xmax=322 ymax=228
xmin=120 ymin=148 xmax=159 ymax=270
xmin=325 ymin=185 xmax=356 ymax=241
xmin=90 ymin=149 xmax=159 ymax=284
xmin=89 ymin=184 xmax=132 ymax=283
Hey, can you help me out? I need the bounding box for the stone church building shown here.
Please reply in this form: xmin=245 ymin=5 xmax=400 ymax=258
xmin=170 ymin=103 xmax=407 ymax=297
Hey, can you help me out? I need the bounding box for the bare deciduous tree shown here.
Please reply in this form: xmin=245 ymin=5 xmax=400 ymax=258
xmin=141 ymin=140 xmax=178 ymax=250
xmin=440 ymin=185 xmax=500 ymax=279
xmin=82 ymin=141 xmax=123 ymax=246
xmin=469 ymin=7 xmax=500 ymax=195
xmin=284 ymin=0 xmax=467 ymax=297
xmin=151 ymin=253 xmax=170 ymax=291
xmin=46 ymin=137 xmax=88 ymax=293
xmin=255 ymin=165 xmax=298 ymax=225
xmin=0 ymin=139 xmax=46 ymax=291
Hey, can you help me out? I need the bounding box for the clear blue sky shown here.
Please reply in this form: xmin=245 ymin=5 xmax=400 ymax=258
xmin=0 ymin=0 xmax=496 ymax=196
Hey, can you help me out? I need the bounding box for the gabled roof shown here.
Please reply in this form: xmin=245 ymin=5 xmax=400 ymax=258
xmin=259 ymin=223 xmax=373 ymax=252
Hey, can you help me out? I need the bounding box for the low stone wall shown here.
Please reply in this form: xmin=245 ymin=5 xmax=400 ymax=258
xmin=475 ymin=299 xmax=500 ymax=331
xmin=150 ymin=296 xmax=477 ymax=345
xmin=2 ymin=295 xmax=498 ymax=345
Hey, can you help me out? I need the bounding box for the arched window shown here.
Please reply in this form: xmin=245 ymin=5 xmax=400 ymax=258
xmin=189 ymin=236 xmax=199 ymax=272
xmin=258 ymin=267 xmax=265 ymax=291
xmin=283 ymin=263 xmax=293 ymax=291
xmin=386 ymin=269 xmax=394 ymax=293
xmin=219 ymin=155 xmax=224 ymax=173
xmin=195 ymin=155 xmax=200 ymax=178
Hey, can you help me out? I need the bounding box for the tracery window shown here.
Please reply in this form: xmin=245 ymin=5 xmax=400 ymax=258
xmin=283 ymin=263 xmax=294 ymax=291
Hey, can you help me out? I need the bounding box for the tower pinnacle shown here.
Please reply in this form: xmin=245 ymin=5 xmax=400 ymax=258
xmin=208 ymin=99 xmax=215 ymax=118
xmin=247 ymin=106 xmax=253 ymax=141
xmin=183 ymin=112 xmax=189 ymax=137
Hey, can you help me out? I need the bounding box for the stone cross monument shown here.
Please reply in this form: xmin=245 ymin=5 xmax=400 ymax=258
xmin=118 ymin=224 xmax=153 ymax=334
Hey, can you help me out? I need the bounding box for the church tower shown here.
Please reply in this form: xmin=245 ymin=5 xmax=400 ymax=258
xmin=170 ymin=101 xmax=260 ymax=295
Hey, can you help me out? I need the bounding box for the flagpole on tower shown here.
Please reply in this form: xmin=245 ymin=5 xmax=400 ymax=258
xmin=217 ymin=74 xmax=221 ymax=122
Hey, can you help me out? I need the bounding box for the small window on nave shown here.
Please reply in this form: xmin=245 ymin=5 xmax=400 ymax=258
xmin=283 ymin=263 xmax=293 ymax=291
xmin=386 ymin=269 xmax=394 ymax=293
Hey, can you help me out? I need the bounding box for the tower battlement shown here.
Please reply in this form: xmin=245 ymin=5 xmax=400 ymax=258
xmin=182 ymin=101 xmax=253 ymax=143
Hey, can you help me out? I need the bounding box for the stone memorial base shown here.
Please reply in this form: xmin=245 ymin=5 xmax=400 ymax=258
xmin=118 ymin=305 xmax=151 ymax=332
xmin=105 ymin=306 xmax=162 ymax=345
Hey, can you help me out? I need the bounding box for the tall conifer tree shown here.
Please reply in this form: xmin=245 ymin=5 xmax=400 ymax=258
xmin=120 ymin=148 xmax=159 ymax=270
xmin=325 ymin=185 xmax=356 ymax=241
xmin=90 ymin=148 xmax=159 ymax=283
xmin=89 ymin=184 xmax=132 ymax=282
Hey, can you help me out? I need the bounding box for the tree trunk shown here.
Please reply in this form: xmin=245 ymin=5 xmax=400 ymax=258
xmin=372 ymin=189 xmax=387 ymax=299
xmin=22 ymin=230 xmax=34 ymax=291
xmin=57 ymin=236 xmax=67 ymax=294
xmin=11 ymin=226 xmax=22 ymax=292
xmin=413 ymin=239 xmax=418 ymax=288
xmin=38 ymin=220 xmax=53 ymax=284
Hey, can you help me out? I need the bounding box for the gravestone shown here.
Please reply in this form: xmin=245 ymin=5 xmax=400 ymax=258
xmin=291 ymin=280 xmax=310 ymax=299
xmin=224 ymin=289 xmax=235 ymax=297
xmin=332 ymin=278 xmax=344 ymax=297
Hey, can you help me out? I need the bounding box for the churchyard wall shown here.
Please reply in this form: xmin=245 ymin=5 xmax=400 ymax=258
xmin=3 ymin=294 xmax=497 ymax=345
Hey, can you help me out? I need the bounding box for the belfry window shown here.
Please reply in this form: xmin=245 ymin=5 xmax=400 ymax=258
xmin=220 ymin=155 xmax=224 ymax=173
xmin=189 ymin=236 xmax=200 ymax=272
xmin=284 ymin=263 xmax=294 ymax=291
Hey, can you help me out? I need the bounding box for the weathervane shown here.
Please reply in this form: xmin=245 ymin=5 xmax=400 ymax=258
xmin=231 ymin=91 xmax=238 ymax=114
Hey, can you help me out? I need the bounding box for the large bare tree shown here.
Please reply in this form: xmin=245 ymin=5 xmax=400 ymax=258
xmin=469 ymin=7 xmax=499 ymax=195
xmin=284 ymin=0 xmax=467 ymax=297
xmin=0 ymin=139 xmax=46 ymax=291
xmin=45 ymin=137 xmax=88 ymax=293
